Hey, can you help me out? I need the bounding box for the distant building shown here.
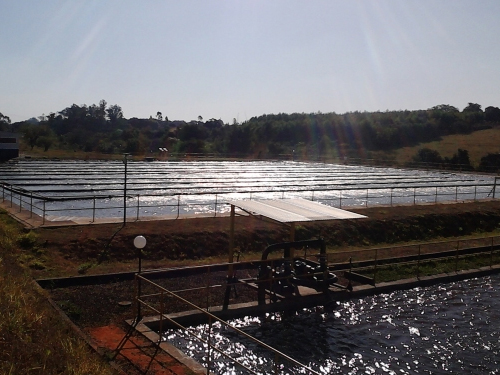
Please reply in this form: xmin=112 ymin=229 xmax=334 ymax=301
xmin=0 ymin=132 xmax=19 ymax=161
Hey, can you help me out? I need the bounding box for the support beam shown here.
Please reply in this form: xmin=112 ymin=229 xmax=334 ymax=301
xmin=223 ymin=204 xmax=236 ymax=310
xmin=289 ymin=222 xmax=296 ymax=260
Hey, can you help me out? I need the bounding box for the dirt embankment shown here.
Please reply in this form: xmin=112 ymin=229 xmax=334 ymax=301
xmin=32 ymin=201 xmax=500 ymax=275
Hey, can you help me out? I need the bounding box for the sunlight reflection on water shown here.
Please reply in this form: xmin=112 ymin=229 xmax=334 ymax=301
xmin=1 ymin=160 xmax=494 ymax=218
xmin=164 ymin=274 xmax=500 ymax=374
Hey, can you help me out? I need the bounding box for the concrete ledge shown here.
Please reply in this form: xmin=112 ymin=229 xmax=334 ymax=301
xmin=350 ymin=264 xmax=500 ymax=298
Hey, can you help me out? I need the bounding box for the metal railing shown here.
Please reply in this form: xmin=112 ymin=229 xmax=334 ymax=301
xmin=1 ymin=180 xmax=498 ymax=224
xmin=136 ymin=268 xmax=321 ymax=375
xmin=327 ymin=235 xmax=500 ymax=285
xmin=129 ymin=235 xmax=500 ymax=374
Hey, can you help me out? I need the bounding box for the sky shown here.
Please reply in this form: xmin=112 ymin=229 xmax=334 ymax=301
xmin=1 ymin=0 xmax=500 ymax=124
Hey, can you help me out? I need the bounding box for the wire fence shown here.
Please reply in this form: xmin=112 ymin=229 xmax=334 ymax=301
xmin=1 ymin=180 xmax=499 ymax=224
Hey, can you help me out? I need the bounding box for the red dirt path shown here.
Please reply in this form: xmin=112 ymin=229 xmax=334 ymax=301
xmin=88 ymin=325 xmax=199 ymax=375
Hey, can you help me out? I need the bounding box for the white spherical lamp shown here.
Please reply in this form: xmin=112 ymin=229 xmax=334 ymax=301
xmin=134 ymin=235 xmax=147 ymax=249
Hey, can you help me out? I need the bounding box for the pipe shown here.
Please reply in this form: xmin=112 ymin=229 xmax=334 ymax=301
xmin=261 ymin=238 xmax=325 ymax=261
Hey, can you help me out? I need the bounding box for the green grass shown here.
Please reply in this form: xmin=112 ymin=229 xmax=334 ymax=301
xmin=359 ymin=252 xmax=500 ymax=283
xmin=0 ymin=209 xmax=116 ymax=375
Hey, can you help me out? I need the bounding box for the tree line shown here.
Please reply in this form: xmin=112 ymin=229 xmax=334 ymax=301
xmin=2 ymin=101 xmax=500 ymax=171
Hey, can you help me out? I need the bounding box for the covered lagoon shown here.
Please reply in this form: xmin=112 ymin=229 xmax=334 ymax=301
xmin=0 ymin=160 xmax=496 ymax=220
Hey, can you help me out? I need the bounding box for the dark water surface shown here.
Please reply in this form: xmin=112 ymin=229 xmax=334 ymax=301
xmin=164 ymin=274 xmax=500 ymax=374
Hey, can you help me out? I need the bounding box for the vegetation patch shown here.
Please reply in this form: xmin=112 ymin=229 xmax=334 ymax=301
xmin=358 ymin=252 xmax=500 ymax=283
xmin=0 ymin=209 xmax=114 ymax=374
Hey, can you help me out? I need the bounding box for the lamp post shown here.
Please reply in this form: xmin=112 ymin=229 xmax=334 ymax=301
xmin=134 ymin=235 xmax=147 ymax=273
xmin=134 ymin=235 xmax=146 ymax=321
xmin=123 ymin=153 xmax=130 ymax=225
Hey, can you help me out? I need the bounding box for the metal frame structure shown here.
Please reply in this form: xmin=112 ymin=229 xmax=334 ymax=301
xmin=223 ymin=199 xmax=367 ymax=309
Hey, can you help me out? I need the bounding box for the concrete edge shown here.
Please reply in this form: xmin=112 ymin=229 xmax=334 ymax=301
xmin=30 ymin=279 xmax=128 ymax=375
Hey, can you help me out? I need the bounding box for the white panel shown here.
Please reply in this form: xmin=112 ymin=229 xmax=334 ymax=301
xmin=228 ymin=198 xmax=367 ymax=223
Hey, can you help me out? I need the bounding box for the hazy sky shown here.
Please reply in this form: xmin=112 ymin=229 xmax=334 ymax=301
xmin=1 ymin=0 xmax=499 ymax=123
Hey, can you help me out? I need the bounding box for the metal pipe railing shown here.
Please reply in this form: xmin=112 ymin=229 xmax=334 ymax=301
xmin=336 ymin=235 xmax=500 ymax=285
xmin=137 ymin=273 xmax=321 ymax=375
xmin=0 ymin=181 xmax=497 ymax=223
xmin=129 ymin=238 xmax=500 ymax=374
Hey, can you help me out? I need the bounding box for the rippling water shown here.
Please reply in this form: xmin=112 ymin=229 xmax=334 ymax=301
xmin=164 ymin=274 xmax=500 ymax=374
xmin=0 ymin=160 xmax=494 ymax=218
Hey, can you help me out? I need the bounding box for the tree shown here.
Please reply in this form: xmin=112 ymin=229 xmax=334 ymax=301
xmin=178 ymin=123 xmax=209 ymax=141
xmin=23 ymin=125 xmax=44 ymax=149
xmin=198 ymin=115 xmax=203 ymax=123
xmin=478 ymin=153 xmax=500 ymax=172
xmin=485 ymin=106 xmax=500 ymax=122
xmin=36 ymin=135 xmax=54 ymax=151
xmin=98 ymin=99 xmax=107 ymax=119
xmin=156 ymin=112 xmax=163 ymax=121
xmin=429 ymin=104 xmax=459 ymax=113
xmin=0 ymin=112 xmax=11 ymax=131
xmin=462 ymin=103 xmax=484 ymax=124
xmin=446 ymin=149 xmax=473 ymax=170
xmin=462 ymin=103 xmax=482 ymax=113
xmin=106 ymin=104 xmax=123 ymax=124
xmin=412 ymin=148 xmax=443 ymax=165
xmin=22 ymin=124 xmax=54 ymax=150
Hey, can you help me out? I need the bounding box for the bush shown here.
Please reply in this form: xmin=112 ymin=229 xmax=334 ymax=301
xmin=17 ymin=231 xmax=39 ymax=250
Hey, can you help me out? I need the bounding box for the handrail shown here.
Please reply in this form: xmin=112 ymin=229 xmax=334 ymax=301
xmin=1 ymin=180 xmax=497 ymax=223
xmin=137 ymin=274 xmax=320 ymax=375
xmin=131 ymin=237 xmax=500 ymax=374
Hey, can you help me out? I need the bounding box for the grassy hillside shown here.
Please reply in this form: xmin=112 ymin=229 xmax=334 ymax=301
xmin=388 ymin=127 xmax=500 ymax=168
xmin=0 ymin=209 xmax=116 ymax=375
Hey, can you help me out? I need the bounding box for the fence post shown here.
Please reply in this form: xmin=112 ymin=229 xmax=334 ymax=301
xmin=18 ymin=192 xmax=22 ymax=212
xmin=435 ymin=186 xmax=438 ymax=203
xmin=176 ymin=195 xmax=180 ymax=219
xmin=30 ymin=192 xmax=33 ymax=219
xmin=413 ymin=188 xmax=416 ymax=205
xmin=92 ymin=196 xmax=96 ymax=223
xmin=390 ymin=188 xmax=393 ymax=207
xmin=365 ymin=189 xmax=368 ymax=207
xmin=474 ymin=186 xmax=477 ymax=201
xmin=159 ymin=291 xmax=164 ymax=347
xmin=417 ymin=244 xmax=421 ymax=279
xmin=136 ymin=194 xmax=140 ymax=221
xmin=311 ymin=190 xmax=315 ymax=201
xmin=214 ymin=194 xmax=218 ymax=217
xmin=42 ymin=200 xmax=46 ymax=225
xmin=339 ymin=191 xmax=342 ymax=208
xmin=490 ymin=237 xmax=494 ymax=268
xmin=455 ymin=186 xmax=458 ymax=202
xmin=206 ymin=265 xmax=211 ymax=311
xmin=1 ymin=183 xmax=4 ymax=202
xmin=10 ymin=185 xmax=13 ymax=207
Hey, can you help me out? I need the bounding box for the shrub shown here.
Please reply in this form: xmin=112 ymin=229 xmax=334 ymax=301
xmin=17 ymin=231 xmax=39 ymax=250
